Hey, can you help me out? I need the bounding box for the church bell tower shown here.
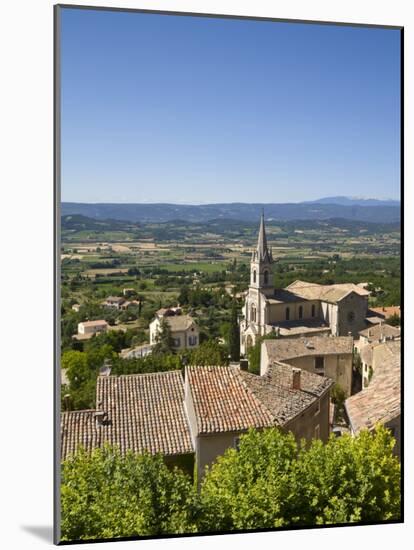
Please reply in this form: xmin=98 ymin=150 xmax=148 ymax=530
xmin=250 ymin=212 xmax=274 ymax=296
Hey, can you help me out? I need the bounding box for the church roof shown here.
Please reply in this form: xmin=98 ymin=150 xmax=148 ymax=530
xmin=254 ymin=213 xmax=272 ymax=263
xmin=286 ymin=280 xmax=369 ymax=304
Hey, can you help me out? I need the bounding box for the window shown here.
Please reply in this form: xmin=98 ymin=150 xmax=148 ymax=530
xmin=234 ymin=436 xmax=241 ymax=451
xmin=188 ymin=335 xmax=197 ymax=346
xmin=314 ymin=356 xmax=324 ymax=374
xmin=253 ymin=270 xmax=256 ymax=283
xmin=298 ymin=305 xmax=303 ymax=319
xmin=264 ymin=270 xmax=269 ymax=285
xmin=250 ymin=304 xmax=256 ymax=323
xmin=347 ymin=311 xmax=355 ymax=323
xmin=285 ymin=307 xmax=290 ymax=321
xmin=172 ymin=338 xmax=181 ymax=347
xmin=314 ymin=424 xmax=320 ymax=439
xmin=314 ymin=400 xmax=320 ymax=416
xmin=311 ymin=304 xmax=316 ymax=317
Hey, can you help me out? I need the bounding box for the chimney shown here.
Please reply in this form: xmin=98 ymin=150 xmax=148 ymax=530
xmin=292 ymin=368 xmax=301 ymax=390
xmin=240 ymin=359 xmax=248 ymax=371
xmin=63 ymin=394 xmax=71 ymax=411
xmin=94 ymin=411 xmax=106 ymax=427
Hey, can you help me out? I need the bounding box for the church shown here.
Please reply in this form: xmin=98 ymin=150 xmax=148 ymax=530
xmin=240 ymin=214 xmax=370 ymax=356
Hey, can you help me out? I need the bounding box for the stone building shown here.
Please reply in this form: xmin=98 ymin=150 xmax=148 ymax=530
xmin=61 ymin=363 xmax=333 ymax=482
xmin=184 ymin=364 xmax=333 ymax=483
xmin=260 ymin=336 xmax=354 ymax=396
xmin=356 ymin=323 xmax=400 ymax=389
xmin=240 ymin=215 xmax=370 ymax=355
xmin=74 ymin=319 xmax=108 ymax=340
xmin=345 ymin=340 xmax=401 ymax=457
xmin=149 ymin=308 xmax=199 ymax=350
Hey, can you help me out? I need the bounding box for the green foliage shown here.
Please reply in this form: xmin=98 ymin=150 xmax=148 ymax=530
xmin=153 ymin=318 xmax=175 ymax=355
xmin=228 ymin=300 xmax=240 ymax=361
xmin=387 ymin=313 xmax=401 ymax=327
xmin=61 ymin=446 xmax=198 ymax=541
xmin=331 ymin=383 xmax=346 ymax=407
xmin=62 ymin=347 xmax=117 ymax=409
xmin=183 ymin=340 xmax=229 ymax=367
xmin=111 ymin=353 xmax=183 ymax=376
xmin=199 ymin=426 xmax=401 ymax=531
xmin=60 ymin=428 xmax=400 ymax=541
xmin=247 ymin=332 xmax=278 ymax=374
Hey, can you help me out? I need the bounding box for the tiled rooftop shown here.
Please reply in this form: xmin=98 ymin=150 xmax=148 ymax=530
xmin=186 ymin=364 xmax=333 ymax=435
xmin=369 ymin=306 xmax=401 ymax=319
xmin=240 ymin=362 xmax=333 ymax=425
xmin=286 ymin=280 xmax=369 ymax=303
xmin=359 ymin=323 xmax=400 ymax=340
xmin=186 ymin=366 xmax=273 ymax=434
xmin=61 ymin=410 xmax=101 ymax=460
xmin=165 ymin=314 xmax=196 ymax=331
xmin=61 ymin=371 xmax=194 ymax=460
xmin=79 ymin=320 xmax=108 ymax=328
xmin=263 ymin=336 xmax=353 ymax=362
xmin=345 ymin=341 xmax=401 ymax=433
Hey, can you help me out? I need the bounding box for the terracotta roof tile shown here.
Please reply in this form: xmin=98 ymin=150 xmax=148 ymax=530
xmin=359 ymin=323 xmax=400 ymax=340
xmin=264 ymin=336 xmax=353 ymax=362
xmin=286 ymin=280 xmax=369 ymax=303
xmin=61 ymin=371 xmax=194 ymax=460
xmin=61 ymin=410 xmax=101 ymax=460
xmin=186 ymin=364 xmax=333 ymax=435
xmin=345 ymin=341 xmax=401 ymax=432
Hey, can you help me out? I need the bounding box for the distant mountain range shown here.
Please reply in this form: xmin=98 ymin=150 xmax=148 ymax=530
xmin=61 ymin=197 xmax=400 ymax=224
xmin=305 ymin=196 xmax=400 ymax=207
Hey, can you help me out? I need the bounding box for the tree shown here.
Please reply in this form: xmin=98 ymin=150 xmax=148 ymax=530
xmin=62 ymin=346 xmax=117 ymax=409
xmin=61 ymin=446 xmax=198 ymax=541
xmin=387 ymin=313 xmax=401 ymax=327
xmin=183 ymin=340 xmax=229 ymax=367
xmin=247 ymin=332 xmax=278 ymax=374
xmin=199 ymin=426 xmax=400 ymax=532
xmin=228 ymin=300 xmax=240 ymax=361
xmin=178 ymin=285 xmax=190 ymax=305
xmin=153 ymin=318 xmax=175 ymax=355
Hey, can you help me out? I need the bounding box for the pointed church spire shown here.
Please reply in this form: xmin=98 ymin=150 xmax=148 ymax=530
xmin=256 ymin=210 xmax=271 ymax=261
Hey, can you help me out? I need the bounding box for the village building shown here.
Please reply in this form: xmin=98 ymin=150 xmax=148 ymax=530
xmin=101 ymin=296 xmax=126 ymax=310
xmin=358 ymin=322 xmax=400 ymax=347
xmin=120 ymin=299 xmax=141 ymax=310
xmin=74 ymin=319 xmax=108 ymax=340
xmin=149 ymin=308 xmax=199 ymax=350
xmin=355 ymin=323 xmax=400 ymax=389
xmin=240 ymin=215 xmax=370 ymax=355
xmin=185 ymin=364 xmax=333 ymax=482
xmin=71 ymin=303 xmax=81 ymax=312
xmin=369 ymin=305 xmax=401 ymax=321
xmin=120 ymin=343 xmax=155 ymax=359
xmin=260 ymin=336 xmax=354 ymax=396
xmin=345 ymin=340 xmax=401 ymax=457
xmin=122 ymin=287 xmax=136 ymax=297
xmin=61 ymin=370 xmax=194 ymax=473
xmin=61 ymin=363 xmax=333 ymax=481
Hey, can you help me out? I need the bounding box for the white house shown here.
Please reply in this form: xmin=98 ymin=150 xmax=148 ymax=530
xmin=149 ymin=309 xmax=199 ymax=351
xmin=77 ymin=320 xmax=108 ymax=337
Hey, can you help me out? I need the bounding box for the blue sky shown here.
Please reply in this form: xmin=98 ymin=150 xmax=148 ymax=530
xmin=60 ymin=8 xmax=401 ymax=203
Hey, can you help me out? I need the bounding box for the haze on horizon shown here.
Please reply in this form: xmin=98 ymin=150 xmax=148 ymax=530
xmin=62 ymin=195 xmax=400 ymax=206
xmin=60 ymin=8 xmax=401 ymax=204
